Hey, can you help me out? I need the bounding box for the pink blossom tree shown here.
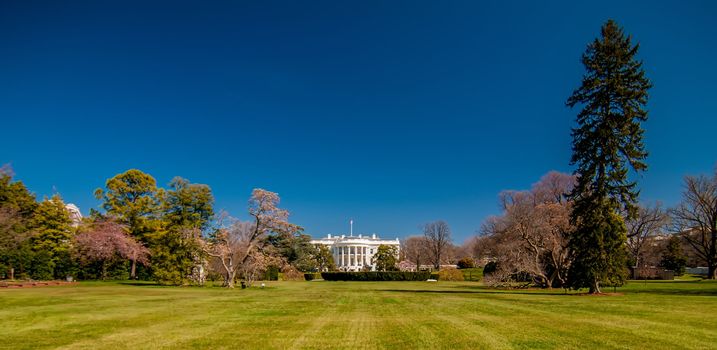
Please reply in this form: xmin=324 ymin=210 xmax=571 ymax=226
xmin=75 ymin=220 xmax=150 ymax=280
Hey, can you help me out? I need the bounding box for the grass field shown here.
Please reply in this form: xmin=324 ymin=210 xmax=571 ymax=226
xmin=1 ymin=279 xmax=717 ymax=349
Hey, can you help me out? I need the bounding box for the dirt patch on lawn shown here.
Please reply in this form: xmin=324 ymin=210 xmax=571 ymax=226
xmin=0 ymin=281 xmax=78 ymax=288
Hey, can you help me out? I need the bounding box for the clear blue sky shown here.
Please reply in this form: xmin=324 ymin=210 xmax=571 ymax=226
xmin=1 ymin=1 xmax=715 ymax=243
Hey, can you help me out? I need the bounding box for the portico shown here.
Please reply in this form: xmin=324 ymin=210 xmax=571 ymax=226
xmin=311 ymin=233 xmax=400 ymax=271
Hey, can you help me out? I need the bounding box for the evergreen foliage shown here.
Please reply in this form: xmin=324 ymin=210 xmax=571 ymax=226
xmin=265 ymin=232 xmax=317 ymax=272
xmin=372 ymin=244 xmax=399 ymax=271
xmin=94 ymin=169 xmax=161 ymax=242
xmin=660 ymin=236 xmax=687 ymax=276
xmin=456 ymin=257 xmax=476 ymax=269
xmin=30 ymin=195 xmax=74 ymax=278
xmin=312 ymin=244 xmax=335 ymax=271
xmin=152 ymin=177 xmax=214 ymax=285
xmin=566 ymin=20 xmax=651 ymax=293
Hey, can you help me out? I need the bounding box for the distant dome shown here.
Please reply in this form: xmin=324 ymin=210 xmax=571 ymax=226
xmin=65 ymin=203 xmax=83 ymax=227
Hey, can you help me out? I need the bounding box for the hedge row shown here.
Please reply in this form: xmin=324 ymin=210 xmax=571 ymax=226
xmin=321 ymin=271 xmax=432 ymax=281
xmin=304 ymin=273 xmax=321 ymax=281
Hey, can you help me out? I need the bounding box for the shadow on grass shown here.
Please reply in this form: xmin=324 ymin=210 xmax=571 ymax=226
xmin=116 ymin=281 xmax=160 ymax=287
xmin=623 ymin=287 xmax=717 ymax=296
xmin=382 ymin=282 xmax=717 ymax=296
xmin=378 ymin=289 xmax=571 ymax=296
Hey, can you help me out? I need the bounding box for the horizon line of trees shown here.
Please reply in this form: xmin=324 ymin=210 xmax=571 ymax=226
xmin=0 ymin=166 xmax=338 ymax=287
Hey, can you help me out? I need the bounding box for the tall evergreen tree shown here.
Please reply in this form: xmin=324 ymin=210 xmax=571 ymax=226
xmin=660 ymin=235 xmax=687 ymax=276
xmin=30 ymin=195 xmax=73 ymax=257
xmin=153 ymin=177 xmax=214 ymax=285
xmin=30 ymin=195 xmax=74 ymax=278
xmin=566 ymin=20 xmax=652 ymax=293
xmin=94 ymin=169 xmax=161 ymax=242
xmin=95 ymin=169 xmax=161 ymax=279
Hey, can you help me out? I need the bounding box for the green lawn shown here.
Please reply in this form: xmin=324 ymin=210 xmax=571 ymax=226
xmin=1 ymin=279 xmax=716 ymax=349
xmin=460 ymin=267 xmax=483 ymax=281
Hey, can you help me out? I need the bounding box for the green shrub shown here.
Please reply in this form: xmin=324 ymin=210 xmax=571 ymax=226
xmin=430 ymin=273 xmax=439 ymax=280
xmin=321 ymin=271 xmax=432 ymax=281
xmin=483 ymin=261 xmax=498 ymax=275
xmin=438 ymin=267 xmax=464 ymax=281
xmin=264 ymin=265 xmax=279 ymax=281
xmin=304 ymin=273 xmax=319 ymax=281
xmin=30 ymin=250 xmax=54 ymax=280
xmin=457 ymin=257 xmax=476 ymax=269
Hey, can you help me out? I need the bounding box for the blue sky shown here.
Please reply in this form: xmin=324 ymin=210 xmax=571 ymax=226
xmin=1 ymin=1 xmax=715 ymax=243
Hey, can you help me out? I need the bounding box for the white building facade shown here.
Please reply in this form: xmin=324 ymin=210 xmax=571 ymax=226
xmin=311 ymin=234 xmax=400 ymax=271
xmin=65 ymin=203 xmax=83 ymax=227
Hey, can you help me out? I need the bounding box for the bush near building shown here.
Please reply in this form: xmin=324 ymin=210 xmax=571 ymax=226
xmin=321 ymin=271 xmax=431 ymax=281
xmin=438 ymin=267 xmax=464 ymax=281
xmin=280 ymin=265 xmax=304 ymax=281
xmin=304 ymin=273 xmax=321 ymax=281
xmin=456 ymin=257 xmax=476 ymax=269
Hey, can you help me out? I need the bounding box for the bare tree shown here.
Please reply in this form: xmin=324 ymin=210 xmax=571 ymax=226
xmin=402 ymin=236 xmax=429 ymax=271
xmin=670 ymin=171 xmax=717 ymax=279
xmin=423 ymin=220 xmax=452 ymax=270
xmin=480 ymin=171 xmax=575 ymax=288
xmin=205 ymin=219 xmax=253 ymax=288
xmin=204 ymin=189 xmax=301 ymax=288
xmin=625 ymin=203 xmax=669 ymax=268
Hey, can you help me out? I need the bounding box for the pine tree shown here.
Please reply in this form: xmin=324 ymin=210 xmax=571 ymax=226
xmin=566 ymin=20 xmax=652 ymax=293
xmin=660 ymin=236 xmax=687 ymax=276
xmin=30 ymin=195 xmax=76 ymax=279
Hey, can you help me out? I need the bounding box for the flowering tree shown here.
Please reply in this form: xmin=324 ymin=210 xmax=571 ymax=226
xmin=74 ymin=220 xmax=150 ymax=280
xmin=204 ymin=189 xmax=301 ymax=288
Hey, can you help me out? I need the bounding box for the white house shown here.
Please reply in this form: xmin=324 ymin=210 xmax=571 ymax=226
xmin=311 ymin=233 xmax=400 ymax=271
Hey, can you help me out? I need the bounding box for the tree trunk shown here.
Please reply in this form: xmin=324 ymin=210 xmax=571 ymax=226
xmin=102 ymin=260 xmax=108 ymax=280
xmin=710 ymin=229 xmax=717 ymax=280
xmin=589 ymin=279 xmax=601 ymax=294
xmin=9 ymin=267 xmax=14 ymax=280
xmin=130 ymin=256 xmax=137 ymax=280
xmin=225 ymin=270 xmax=236 ymax=288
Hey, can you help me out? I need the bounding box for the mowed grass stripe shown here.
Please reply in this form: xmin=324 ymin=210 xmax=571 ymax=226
xmin=1 ymin=280 xmax=717 ymax=349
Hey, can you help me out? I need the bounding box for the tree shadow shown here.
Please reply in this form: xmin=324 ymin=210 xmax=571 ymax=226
xmin=377 ymin=289 xmax=571 ymax=296
xmin=116 ymin=281 xmax=160 ymax=287
xmin=624 ymin=288 xmax=717 ymax=296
